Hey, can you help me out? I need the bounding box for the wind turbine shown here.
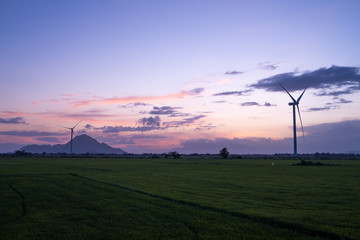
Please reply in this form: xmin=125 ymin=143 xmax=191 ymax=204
xmin=279 ymin=84 xmax=307 ymax=156
xmin=62 ymin=120 xmax=82 ymax=154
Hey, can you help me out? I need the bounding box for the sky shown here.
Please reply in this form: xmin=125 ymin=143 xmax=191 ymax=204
xmin=1 ymin=0 xmax=360 ymax=154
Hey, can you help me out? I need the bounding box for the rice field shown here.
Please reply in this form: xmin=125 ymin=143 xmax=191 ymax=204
xmin=1 ymin=157 xmax=359 ymax=239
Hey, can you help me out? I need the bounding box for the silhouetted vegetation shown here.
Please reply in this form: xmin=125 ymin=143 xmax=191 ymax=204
xmin=164 ymin=151 xmax=181 ymax=159
xmin=219 ymin=147 xmax=229 ymax=159
xmin=1 ymin=152 xmax=360 ymax=160
xmin=291 ymin=160 xmax=340 ymax=166
xmin=14 ymin=150 xmax=30 ymax=156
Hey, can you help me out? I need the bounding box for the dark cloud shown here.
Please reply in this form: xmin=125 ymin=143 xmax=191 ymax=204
xmin=263 ymin=102 xmax=276 ymax=107
xmin=133 ymin=102 xmax=150 ymax=106
xmin=338 ymin=98 xmax=352 ymax=104
xmin=76 ymin=129 xmax=88 ymax=135
xmin=250 ymin=65 xmax=360 ymax=93
xmin=110 ymin=138 xmax=136 ymax=145
xmin=306 ymin=107 xmax=333 ymax=112
xmin=241 ymin=102 xmax=259 ymax=106
xmin=194 ymin=88 xmax=205 ymax=94
xmin=149 ymin=106 xmax=182 ymax=115
xmin=84 ymin=114 xmax=205 ymax=134
xmin=97 ymin=135 xmax=136 ymax=145
xmin=84 ymin=124 xmax=93 ymax=129
xmin=241 ymin=102 xmax=276 ymax=107
xmin=99 ymin=134 xmax=170 ymax=153
xmin=302 ymin=120 xmax=360 ymax=153
xmin=118 ymin=134 xmax=168 ymax=145
xmin=258 ymin=62 xmax=278 ymax=71
xmin=0 ymin=131 xmax=66 ymax=137
xmin=308 ymin=98 xmax=353 ymax=112
xmin=163 ymin=115 xmax=206 ymax=128
xmin=128 ymin=134 xmax=168 ymax=140
xmin=102 ymin=126 xmax=160 ymax=133
xmin=188 ymin=88 xmax=205 ymax=95
xmin=149 ymin=106 xmax=189 ymax=117
xmin=0 ymin=117 xmax=26 ymax=124
xmin=119 ymin=102 xmax=151 ymax=108
xmin=93 ymin=126 xmax=106 ymax=130
xmin=325 ymin=98 xmax=352 ymax=106
xmin=225 ymin=71 xmax=243 ymax=75
xmin=138 ymin=116 xmax=161 ymax=127
xmin=195 ymin=123 xmax=216 ymax=131
xmin=315 ymin=89 xmax=354 ymax=97
xmin=264 ymin=65 xmax=277 ymax=71
xmin=35 ymin=137 xmax=61 ymax=143
xmin=175 ymin=120 xmax=360 ymax=154
xmin=213 ymin=89 xmax=253 ymax=96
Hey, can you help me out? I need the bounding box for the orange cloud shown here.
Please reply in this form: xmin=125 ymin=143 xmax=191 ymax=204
xmin=32 ymin=98 xmax=71 ymax=106
xmin=30 ymin=88 xmax=205 ymax=109
xmin=72 ymin=88 xmax=204 ymax=108
xmin=2 ymin=111 xmax=28 ymax=117
xmin=216 ymin=78 xmax=231 ymax=85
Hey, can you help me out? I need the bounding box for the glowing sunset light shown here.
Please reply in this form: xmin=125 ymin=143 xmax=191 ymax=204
xmin=70 ymin=88 xmax=205 ymax=108
xmin=1 ymin=1 xmax=360 ymax=154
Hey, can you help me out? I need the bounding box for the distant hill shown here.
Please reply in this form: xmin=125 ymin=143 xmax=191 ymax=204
xmin=20 ymin=134 xmax=126 ymax=154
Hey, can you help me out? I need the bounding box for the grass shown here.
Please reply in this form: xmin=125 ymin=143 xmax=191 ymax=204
xmin=0 ymin=157 xmax=359 ymax=239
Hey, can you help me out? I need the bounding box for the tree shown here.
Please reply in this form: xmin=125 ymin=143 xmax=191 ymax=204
xmin=168 ymin=151 xmax=181 ymax=159
xmin=219 ymin=147 xmax=229 ymax=159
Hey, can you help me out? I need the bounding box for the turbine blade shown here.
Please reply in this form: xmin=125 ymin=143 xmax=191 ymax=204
xmin=279 ymin=84 xmax=296 ymax=103
xmin=297 ymin=87 xmax=307 ymax=103
xmin=59 ymin=125 xmax=72 ymax=130
xmin=73 ymin=120 xmax=82 ymax=129
xmin=296 ymin=105 xmax=305 ymax=140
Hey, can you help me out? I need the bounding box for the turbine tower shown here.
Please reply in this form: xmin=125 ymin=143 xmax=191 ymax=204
xmin=63 ymin=120 xmax=82 ymax=154
xmin=279 ymin=84 xmax=307 ymax=156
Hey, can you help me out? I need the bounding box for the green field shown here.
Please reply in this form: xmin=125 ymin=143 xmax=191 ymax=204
xmin=1 ymin=157 xmax=359 ymax=240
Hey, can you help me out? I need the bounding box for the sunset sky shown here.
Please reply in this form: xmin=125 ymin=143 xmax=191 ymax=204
xmin=1 ymin=0 xmax=360 ymax=154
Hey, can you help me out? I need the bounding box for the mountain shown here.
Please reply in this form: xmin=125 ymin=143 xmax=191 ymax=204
xmin=20 ymin=134 xmax=126 ymax=154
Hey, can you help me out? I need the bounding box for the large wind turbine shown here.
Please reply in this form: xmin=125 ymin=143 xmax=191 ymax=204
xmin=63 ymin=120 xmax=82 ymax=154
xmin=280 ymin=84 xmax=307 ymax=156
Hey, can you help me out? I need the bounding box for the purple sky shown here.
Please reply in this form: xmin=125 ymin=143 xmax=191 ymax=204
xmin=1 ymin=0 xmax=360 ymax=154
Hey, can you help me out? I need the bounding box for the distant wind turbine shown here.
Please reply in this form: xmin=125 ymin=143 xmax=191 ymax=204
xmin=279 ymin=84 xmax=307 ymax=156
xmin=62 ymin=120 xmax=82 ymax=154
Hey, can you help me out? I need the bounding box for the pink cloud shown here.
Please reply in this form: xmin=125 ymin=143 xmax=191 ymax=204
xmin=72 ymin=88 xmax=204 ymax=108
xmin=30 ymin=88 xmax=205 ymax=110
xmin=2 ymin=111 xmax=27 ymax=116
